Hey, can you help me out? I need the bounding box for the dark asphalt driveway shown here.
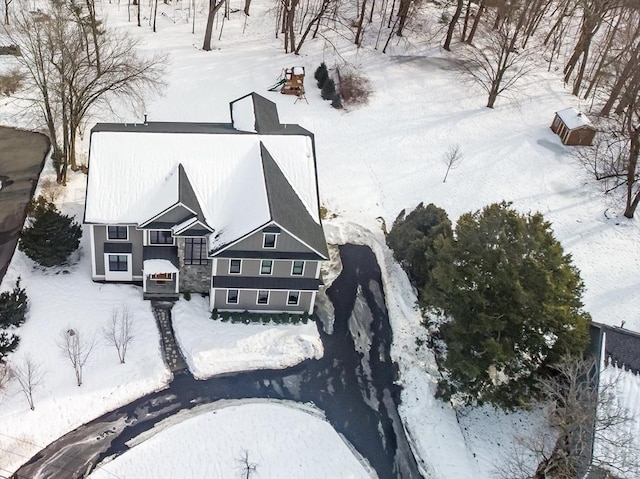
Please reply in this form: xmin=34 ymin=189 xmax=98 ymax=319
xmin=0 ymin=126 xmax=50 ymax=281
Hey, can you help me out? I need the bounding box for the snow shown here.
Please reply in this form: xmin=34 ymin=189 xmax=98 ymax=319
xmin=0 ymin=0 xmax=639 ymax=477
xmin=172 ymin=295 xmax=323 ymax=379
xmin=556 ymin=107 xmax=593 ymax=129
xmin=143 ymin=259 xmax=179 ymax=274
xmin=88 ymin=401 xmax=374 ymax=479
xmin=85 ymin=130 xmax=320 ymax=251
xmin=231 ymin=94 xmax=257 ymax=132
xmin=0 ymin=169 xmax=171 ymax=474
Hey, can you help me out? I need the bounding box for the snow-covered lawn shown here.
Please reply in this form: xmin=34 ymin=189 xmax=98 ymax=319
xmin=0 ymin=0 xmax=638 ymax=476
xmin=0 ymin=167 xmax=171 ymax=474
xmin=88 ymin=400 xmax=374 ymax=479
xmin=172 ymin=295 xmax=323 ymax=379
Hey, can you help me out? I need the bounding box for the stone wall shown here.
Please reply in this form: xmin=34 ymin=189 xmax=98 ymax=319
xmin=177 ymin=238 xmax=211 ymax=294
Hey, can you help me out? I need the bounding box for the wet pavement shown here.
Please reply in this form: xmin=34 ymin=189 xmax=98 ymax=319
xmin=14 ymin=245 xmax=423 ymax=479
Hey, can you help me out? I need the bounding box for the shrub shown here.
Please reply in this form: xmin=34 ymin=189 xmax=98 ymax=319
xmin=183 ymin=291 xmax=191 ymax=301
xmin=337 ymin=71 xmax=372 ymax=107
xmin=315 ymin=62 xmax=328 ymax=89
xmin=331 ymin=94 xmax=343 ymax=109
xmin=0 ymin=67 xmax=26 ymax=96
xmin=321 ymin=78 xmax=336 ymax=101
xmin=19 ymin=197 xmax=82 ymax=267
xmin=0 ymin=278 xmax=28 ymax=328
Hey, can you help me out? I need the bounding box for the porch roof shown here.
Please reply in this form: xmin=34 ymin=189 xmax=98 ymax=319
xmin=143 ymin=259 xmax=179 ymax=275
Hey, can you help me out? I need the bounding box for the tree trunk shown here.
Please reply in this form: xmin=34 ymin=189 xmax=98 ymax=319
xmin=395 ymin=0 xmax=411 ymax=37
xmin=465 ymin=0 xmax=484 ymax=45
xmin=461 ymin=0 xmax=471 ymax=41
xmin=243 ymin=0 xmax=251 ymax=15
xmin=354 ymin=0 xmax=368 ymax=45
xmin=152 ymin=0 xmax=158 ymax=32
xmin=84 ymin=0 xmax=101 ymax=72
xmin=443 ymin=0 xmax=464 ymax=51
xmin=202 ymin=0 xmax=225 ymax=50
xmin=624 ymin=124 xmax=640 ymax=218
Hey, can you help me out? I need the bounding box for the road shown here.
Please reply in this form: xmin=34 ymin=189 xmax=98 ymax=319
xmin=0 ymin=127 xmax=50 ymax=281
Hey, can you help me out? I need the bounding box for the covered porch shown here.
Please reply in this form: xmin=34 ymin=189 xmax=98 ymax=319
xmin=143 ymin=256 xmax=180 ymax=301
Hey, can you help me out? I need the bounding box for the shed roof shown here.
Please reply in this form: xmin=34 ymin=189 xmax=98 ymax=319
xmin=556 ymin=107 xmax=594 ymax=130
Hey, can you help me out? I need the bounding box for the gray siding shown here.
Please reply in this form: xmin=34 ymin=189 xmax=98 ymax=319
xmin=93 ymin=225 xmax=144 ymax=277
xmin=213 ymin=288 xmax=313 ymax=313
xmin=225 ymin=227 xmax=319 ymax=255
xmin=217 ymin=258 xmax=317 ymax=279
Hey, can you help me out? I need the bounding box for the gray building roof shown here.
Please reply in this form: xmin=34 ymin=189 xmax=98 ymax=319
xmin=261 ymin=144 xmax=328 ymax=259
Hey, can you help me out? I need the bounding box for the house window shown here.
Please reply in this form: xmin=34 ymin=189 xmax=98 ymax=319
xmin=107 ymin=226 xmax=127 ymax=240
xmin=229 ymin=259 xmax=242 ymax=274
xmin=227 ymin=289 xmax=239 ymax=304
xmin=260 ymin=260 xmax=273 ymax=275
xmin=263 ymin=233 xmax=277 ymax=249
xmin=149 ymin=230 xmax=173 ymax=245
xmin=108 ymin=255 xmax=128 ymax=272
xmin=291 ymin=260 xmax=304 ymax=276
xmin=185 ymin=238 xmax=208 ymax=265
xmin=257 ymin=290 xmax=269 ymax=305
xmin=287 ymin=291 xmax=300 ymax=306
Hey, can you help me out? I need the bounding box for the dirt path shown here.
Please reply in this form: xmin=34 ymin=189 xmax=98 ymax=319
xmin=0 ymin=127 xmax=50 ymax=282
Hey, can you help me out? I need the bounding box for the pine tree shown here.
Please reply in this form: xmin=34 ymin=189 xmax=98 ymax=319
xmin=314 ymin=62 xmax=328 ymax=89
xmin=321 ymin=78 xmax=336 ymax=100
xmin=423 ymin=202 xmax=591 ymax=408
xmin=19 ymin=197 xmax=82 ymax=267
xmin=386 ymin=203 xmax=452 ymax=289
xmin=331 ymin=94 xmax=343 ymax=109
xmin=0 ymin=277 xmax=28 ymax=328
xmin=0 ymin=330 xmax=19 ymax=360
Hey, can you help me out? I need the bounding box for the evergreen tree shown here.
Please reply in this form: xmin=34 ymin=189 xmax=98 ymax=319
xmin=386 ymin=203 xmax=452 ymax=289
xmin=331 ymin=94 xmax=343 ymax=109
xmin=0 ymin=277 xmax=28 ymax=328
xmin=314 ymin=62 xmax=328 ymax=88
xmin=19 ymin=197 xmax=82 ymax=267
xmin=0 ymin=330 xmax=19 ymax=360
xmin=321 ymin=78 xmax=336 ymax=100
xmin=423 ymin=202 xmax=590 ymax=408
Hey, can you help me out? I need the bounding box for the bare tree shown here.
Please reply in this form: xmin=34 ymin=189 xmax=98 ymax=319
xmin=3 ymin=0 xmax=166 ymax=183
xmin=13 ymin=356 xmax=44 ymax=411
xmin=236 ymin=450 xmax=258 ymax=479
xmin=577 ymin=109 xmax=640 ymax=219
xmin=442 ymin=143 xmax=463 ymax=182
xmin=3 ymin=0 xmax=11 ymax=25
xmin=0 ymin=361 xmax=11 ymax=403
xmin=496 ymin=356 xmax=639 ymax=479
xmin=443 ymin=0 xmax=464 ymax=51
xmin=102 ymin=306 xmax=134 ymax=364
xmin=202 ymin=0 xmax=226 ymax=51
xmin=59 ymin=328 xmax=95 ymax=386
xmin=459 ymin=13 xmax=538 ymax=108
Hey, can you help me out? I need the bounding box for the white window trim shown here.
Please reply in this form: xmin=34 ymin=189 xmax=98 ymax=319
xmin=256 ymin=290 xmax=270 ymax=305
xmin=260 ymin=259 xmax=273 ymax=275
xmin=287 ymin=290 xmax=300 ymax=306
xmin=107 ymin=225 xmax=128 ymax=241
xmin=228 ymin=259 xmax=242 ymax=274
xmin=262 ymin=232 xmax=279 ymax=249
xmin=291 ymin=260 xmax=305 ymax=276
xmin=104 ymin=253 xmax=132 ymax=281
xmin=147 ymin=230 xmax=175 ymax=246
xmin=227 ymin=289 xmax=239 ymax=304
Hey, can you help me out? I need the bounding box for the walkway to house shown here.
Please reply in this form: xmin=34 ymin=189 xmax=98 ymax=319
xmin=151 ymin=302 xmax=188 ymax=373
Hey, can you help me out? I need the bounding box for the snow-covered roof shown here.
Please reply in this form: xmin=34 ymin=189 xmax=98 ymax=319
xmin=555 ymin=107 xmax=593 ymax=130
xmin=84 ymin=95 xmax=322 ymax=253
xmin=143 ymin=259 xmax=179 ymax=274
xmin=230 ymin=95 xmax=256 ymax=133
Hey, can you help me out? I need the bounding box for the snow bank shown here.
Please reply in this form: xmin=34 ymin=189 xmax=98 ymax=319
xmin=172 ymin=296 xmax=323 ymax=379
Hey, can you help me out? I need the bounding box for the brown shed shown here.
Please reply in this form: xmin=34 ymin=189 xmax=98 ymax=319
xmin=550 ymin=108 xmax=596 ymax=146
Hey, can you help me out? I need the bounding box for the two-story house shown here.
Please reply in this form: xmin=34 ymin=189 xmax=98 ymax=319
xmin=83 ymin=93 xmax=328 ymax=314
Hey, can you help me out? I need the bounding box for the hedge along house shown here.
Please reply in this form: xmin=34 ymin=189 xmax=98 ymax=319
xmin=550 ymin=107 xmax=597 ymax=146
xmin=83 ymin=93 xmax=328 ymax=314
